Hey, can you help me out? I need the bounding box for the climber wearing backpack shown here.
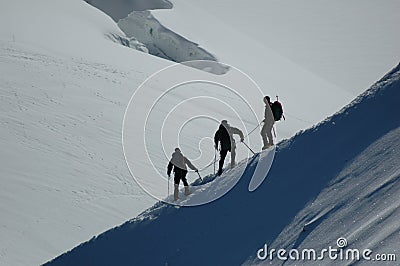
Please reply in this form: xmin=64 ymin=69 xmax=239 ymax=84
xmin=167 ymin=148 xmax=198 ymax=201
xmin=214 ymin=120 xmax=244 ymax=176
xmin=261 ymin=95 xmax=285 ymax=150
xmin=261 ymin=96 xmax=275 ymax=150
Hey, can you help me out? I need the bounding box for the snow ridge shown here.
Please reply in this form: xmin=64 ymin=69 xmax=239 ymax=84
xmin=47 ymin=64 xmax=400 ymax=265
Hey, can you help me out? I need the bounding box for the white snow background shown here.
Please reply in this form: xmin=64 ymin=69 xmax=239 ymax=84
xmin=0 ymin=0 xmax=399 ymax=265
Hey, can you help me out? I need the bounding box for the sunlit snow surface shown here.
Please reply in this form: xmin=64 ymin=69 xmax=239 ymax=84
xmin=0 ymin=0 xmax=399 ymax=265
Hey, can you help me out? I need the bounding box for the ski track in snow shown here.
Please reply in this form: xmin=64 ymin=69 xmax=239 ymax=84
xmin=0 ymin=41 xmax=156 ymax=266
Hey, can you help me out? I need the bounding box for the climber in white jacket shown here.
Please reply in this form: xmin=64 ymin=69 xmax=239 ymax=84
xmin=167 ymin=148 xmax=198 ymax=201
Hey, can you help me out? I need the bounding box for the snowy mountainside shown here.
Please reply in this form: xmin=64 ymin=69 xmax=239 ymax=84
xmin=1 ymin=0 xmax=399 ymax=265
xmin=0 ymin=0 xmax=140 ymax=62
xmin=0 ymin=40 xmax=160 ymax=266
xmin=0 ymin=0 xmax=173 ymax=265
xmin=47 ymin=64 xmax=400 ymax=265
xmin=153 ymin=0 xmax=400 ymax=94
xmin=245 ymin=65 xmax=400 ymax=265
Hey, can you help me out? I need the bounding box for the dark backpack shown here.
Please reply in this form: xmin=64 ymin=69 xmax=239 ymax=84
xmin=271 ymin=101 xmax=284 ymax=121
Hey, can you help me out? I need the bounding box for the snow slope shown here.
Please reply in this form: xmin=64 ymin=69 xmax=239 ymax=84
xmin=153 ymin=0 xmax=400 ymax=94
xmin=114 ymin=0 xmax=400 ymax=140
xmin=47 ymin=64 xmax=400 ymax=265
xmin=0 ymin=41 xmax=159 ymax=266
xmin=0 ymin=0 xmax=138 ymax=63
xmin=0 ymin=0 xmax=171 ymax=265
xmin=1 ymin=0 xmax=398 ymax=265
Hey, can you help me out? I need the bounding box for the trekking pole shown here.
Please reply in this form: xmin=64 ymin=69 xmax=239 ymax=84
xmin=245 ymin=121 xmax=262 ymax=138
xmin=241 ymin=140 xmax=256 ymax=155
xmin=196 ymin=171 xmax=203 ymax=182
xmin=167 ymin=175 xmax=170 ymax=198
xmin=213 ymin=148 xmax=216 ymax=175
